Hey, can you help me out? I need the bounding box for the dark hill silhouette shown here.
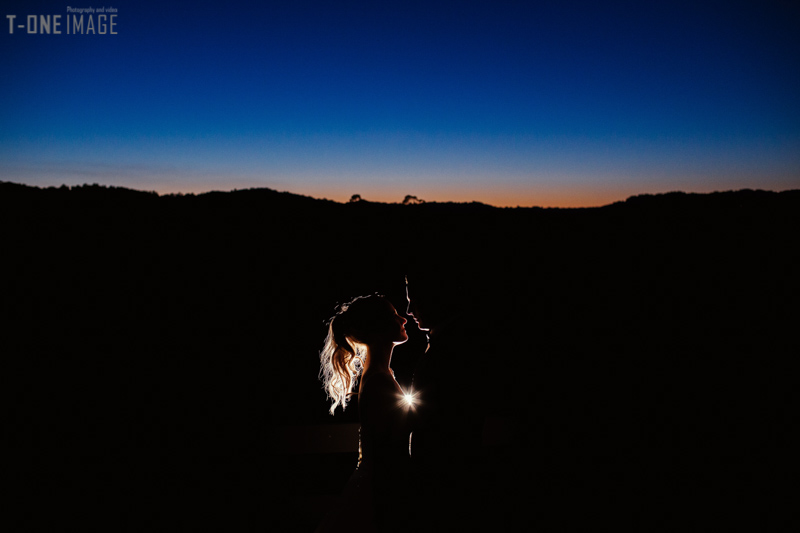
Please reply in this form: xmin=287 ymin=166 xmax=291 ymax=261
xmin=2 ymin=181 xmax=798 ymax=530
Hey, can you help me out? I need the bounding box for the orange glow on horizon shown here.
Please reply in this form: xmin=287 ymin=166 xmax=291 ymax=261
xmin=331 ymin=189 xmax=628 ymax=208
xmin=143 ymin=183 xmax=797 ymax=209
xmin=147 ymin=181 xmax=637 ymax=208
xmin=32 ymin=173 xmax=797 ymax=209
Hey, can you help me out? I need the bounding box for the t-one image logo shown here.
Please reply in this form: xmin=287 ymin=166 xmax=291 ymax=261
xmin=6 ymin=7 xmax=118 ymax=35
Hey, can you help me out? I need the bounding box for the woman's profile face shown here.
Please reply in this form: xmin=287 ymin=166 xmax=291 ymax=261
xmin=387 ymin=302 xmax=409 ymax=345
xmin=347 ymin=298 xmax=408 ymax=347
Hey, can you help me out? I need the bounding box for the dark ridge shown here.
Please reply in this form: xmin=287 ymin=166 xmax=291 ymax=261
xmin=3 ymin=180 xmax=798 ymax=530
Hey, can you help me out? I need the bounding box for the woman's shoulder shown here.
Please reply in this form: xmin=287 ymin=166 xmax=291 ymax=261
xmin=359 ymin=371 xmax=402 ymax=405
xmin=359 ymin=371 xmax=408 ymax=426
xmin=361 ymin=370 xmax=399 ymax=389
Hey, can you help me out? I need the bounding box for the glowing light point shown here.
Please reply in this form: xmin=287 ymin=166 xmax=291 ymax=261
xmin=400 ymin=388 xmax=419 ymax=410
xmin=403 ymin=392 xmax=416 ymax=407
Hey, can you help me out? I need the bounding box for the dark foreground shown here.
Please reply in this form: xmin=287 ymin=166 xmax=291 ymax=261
xmin=2 ymin=182 xmax=797 ymax=530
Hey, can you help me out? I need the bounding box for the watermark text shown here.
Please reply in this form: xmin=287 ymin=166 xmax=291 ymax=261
xmin=6 ymin=7 xmax=118 ymax=35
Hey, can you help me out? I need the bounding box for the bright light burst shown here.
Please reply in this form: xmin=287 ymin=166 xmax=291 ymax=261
xmin=399 ymin=388 xmax=419 ymax=410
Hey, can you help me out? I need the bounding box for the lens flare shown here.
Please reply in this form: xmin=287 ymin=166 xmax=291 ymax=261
xmin=399 ymin=388 xmax=419 ymax=410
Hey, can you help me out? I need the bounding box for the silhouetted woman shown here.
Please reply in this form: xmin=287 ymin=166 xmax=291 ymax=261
xmin=315 ymin=295 xmax=413 ymax=533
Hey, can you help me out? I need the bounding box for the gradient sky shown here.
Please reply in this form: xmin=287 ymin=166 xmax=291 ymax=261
xmin=1 ymin=1 xmax=798 ymax=206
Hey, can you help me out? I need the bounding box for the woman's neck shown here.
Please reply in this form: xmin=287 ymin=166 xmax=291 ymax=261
xmin=362 ymin=343 xmax=394 ymax=375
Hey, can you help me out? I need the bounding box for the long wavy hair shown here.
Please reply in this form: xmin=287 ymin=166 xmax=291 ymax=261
xmin=319 ymin=294 xmax=392 ymax=415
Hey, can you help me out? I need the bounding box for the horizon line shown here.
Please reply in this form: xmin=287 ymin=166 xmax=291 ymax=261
xmin=2 ymin=179 xmax=797 ymax=209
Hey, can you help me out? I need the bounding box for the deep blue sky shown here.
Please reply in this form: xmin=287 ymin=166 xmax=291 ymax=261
xmin=1 ymin=0 xmax=798 ymax=206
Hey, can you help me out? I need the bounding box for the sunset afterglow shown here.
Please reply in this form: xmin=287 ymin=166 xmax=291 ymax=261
xmin=2 ymin=1 xmax=798 ymax=206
